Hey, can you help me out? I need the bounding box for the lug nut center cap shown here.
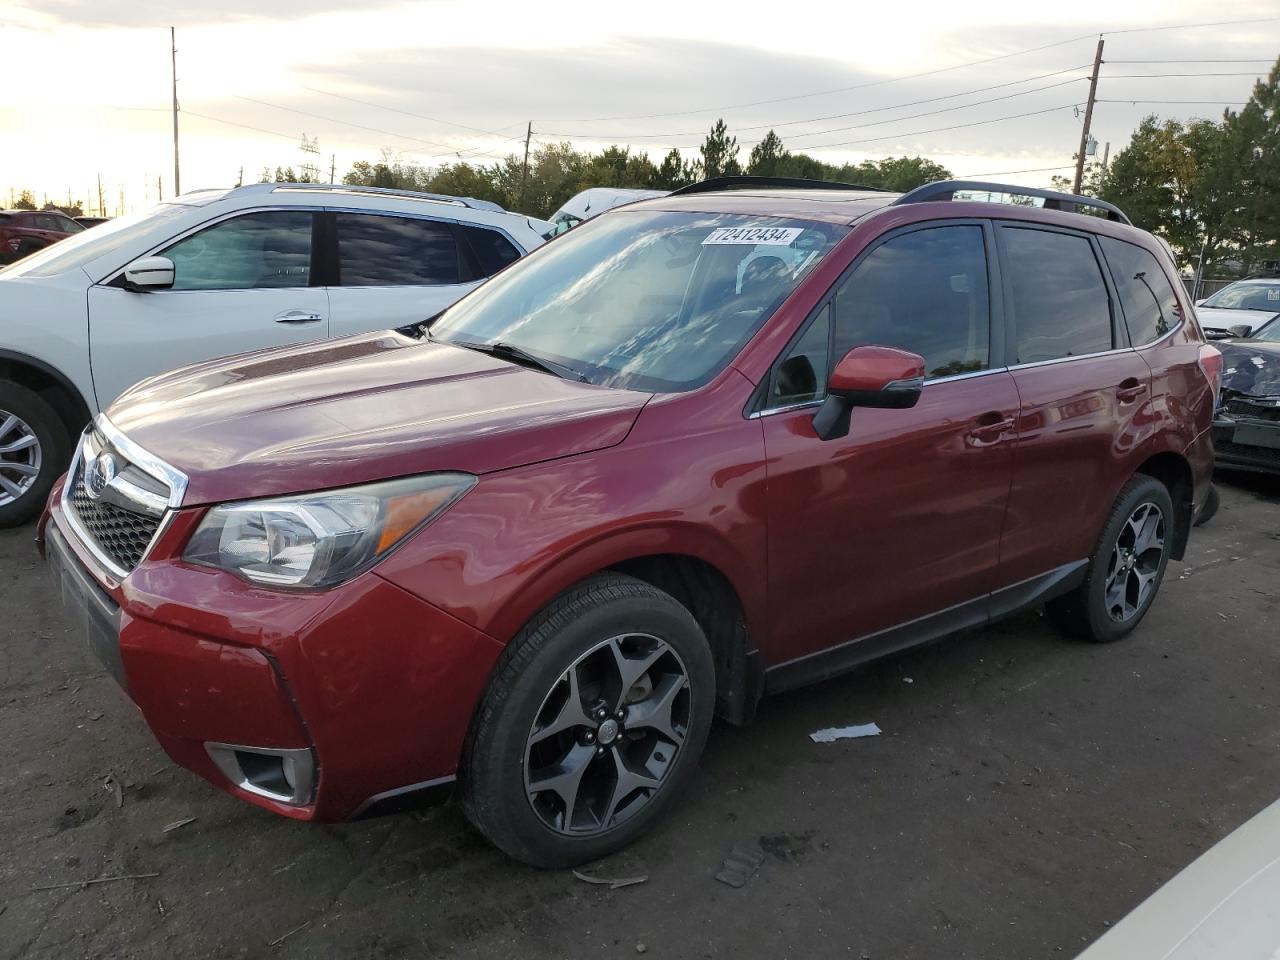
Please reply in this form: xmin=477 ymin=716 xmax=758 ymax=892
xmin=597 ymin=718 xmax=620 ymax=745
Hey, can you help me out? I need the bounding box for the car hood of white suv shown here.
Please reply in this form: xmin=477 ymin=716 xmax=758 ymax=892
xmin=1195 ymin=306 xmax=1280 ymax=336
xmin=1076 ymin=798 xmax=1280 ymax=959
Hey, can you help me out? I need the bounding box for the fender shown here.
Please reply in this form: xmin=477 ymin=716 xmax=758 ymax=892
xmin=0 ymin=347 xmax=93 ymax=427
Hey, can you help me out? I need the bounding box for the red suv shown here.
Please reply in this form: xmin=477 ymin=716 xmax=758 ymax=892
xmin=41 ymin=178 xmax=1219 ymax=867
xmin=0 ymin=208 xmax=84 ymax=262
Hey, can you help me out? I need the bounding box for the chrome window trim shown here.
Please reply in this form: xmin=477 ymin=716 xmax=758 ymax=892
xmin=750 ymin=365 xmax=1008 ymax=418
xmin=1006 ymin=346 xmax=1137 ymax=372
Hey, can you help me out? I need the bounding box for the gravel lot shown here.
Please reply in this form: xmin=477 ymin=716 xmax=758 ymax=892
xmin=2 ymin=474 xmax=1278 ymax=960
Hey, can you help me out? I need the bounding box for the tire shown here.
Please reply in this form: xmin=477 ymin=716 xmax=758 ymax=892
xmin=460 ymin=573 xmax=715 ymax=868
xmin=1047 ymin=475 xmax=1175 ymax=643
xmin=1194 ymin=483 xmax=1220 ymax=527
xmin=0 ymin=381 xmax=71 ymax=528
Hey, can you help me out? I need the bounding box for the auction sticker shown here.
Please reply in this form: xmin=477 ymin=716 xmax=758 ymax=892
xmin=703 ymin=226 xmax=803 ymax=246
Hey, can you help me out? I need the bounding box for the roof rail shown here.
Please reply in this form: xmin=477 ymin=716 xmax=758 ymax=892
xmin=233 ymin=182 xmax=508 ymax=214
xmin=669 ymin=175 xmax=891 ymax=197
xmin=893 ymin=180 xmax=1131 ymax=225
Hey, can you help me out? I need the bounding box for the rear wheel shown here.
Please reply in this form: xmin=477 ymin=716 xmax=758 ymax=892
xmin=461 ymin=573 xmax=715 ymax=868
xmin=0 ymin=381 xmax=69 ymax=528
xmin=1047 ymin=475 xmax=1174 ymax=643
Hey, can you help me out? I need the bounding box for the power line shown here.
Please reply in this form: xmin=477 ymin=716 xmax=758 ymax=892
xmin=539 ymin=64 xmax=1091 ymax=140
xmin=543 ymin=33 xmax=1099 ymax=123
xmin=1106 ymin=58 xmax=1276 ymax=63
xmin=958 ymin=164 xmax=1076 ymax=177
xmin=790 ymin=102 xmax=1079 ymax=152
xmin=1100 ymin=71 xmax=1267 ymax=78
xmin=302 ymin=86 xmax=524 ymax=140
xmin=1101 ymin=14 xmax=1280 ymax=35
xmin=1097 ymin=99 xmax=1249 ymax=105
xmin=180 ymin=109 xmax=305 ymax=142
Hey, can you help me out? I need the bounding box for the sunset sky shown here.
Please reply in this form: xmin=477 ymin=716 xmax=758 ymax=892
xmin=2 ymin=0 xmax=1276 ymax=214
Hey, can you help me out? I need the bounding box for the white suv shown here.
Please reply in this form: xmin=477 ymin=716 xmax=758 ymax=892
xmin=0 ymin=183 xmax=548 ymax=526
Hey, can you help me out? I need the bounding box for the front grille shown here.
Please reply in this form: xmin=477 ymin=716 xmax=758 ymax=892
xmin=64 ymin=428 xmax=169 ymax=575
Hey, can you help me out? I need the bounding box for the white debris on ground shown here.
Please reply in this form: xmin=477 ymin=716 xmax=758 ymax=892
xmin=809 ymin=723 xmax=882 ymax=743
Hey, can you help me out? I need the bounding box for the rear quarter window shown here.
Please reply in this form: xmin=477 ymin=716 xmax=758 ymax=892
xmin=1099 ymin=236 xmax=1182 ymax=346
xmin=462 ymin=225 xmax=521 ymax=277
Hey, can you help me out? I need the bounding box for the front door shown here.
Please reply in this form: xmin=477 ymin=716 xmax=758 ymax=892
xmin=761 ymin=222 xmax=1018 ymax=670
xmin=88 ymin=210 xmax=329 ymax=407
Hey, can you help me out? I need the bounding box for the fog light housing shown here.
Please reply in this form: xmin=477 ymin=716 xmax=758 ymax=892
xmin=205 ymin=742 xmax=315 ymax=806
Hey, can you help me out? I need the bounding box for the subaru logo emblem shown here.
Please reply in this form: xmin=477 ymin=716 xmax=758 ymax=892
xmin=84 ymin=451 xmax=117 ymax=500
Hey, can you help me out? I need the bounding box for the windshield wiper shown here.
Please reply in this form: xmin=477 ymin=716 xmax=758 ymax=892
xmin=448 ymin=339 xmax=589 ymax=383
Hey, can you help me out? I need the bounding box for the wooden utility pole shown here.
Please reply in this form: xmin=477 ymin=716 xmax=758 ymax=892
xmin=97 ymin=174 xmax=105 ymax=217
xmin=171 ymin=27 xmax=181 ymax=197
xmin=1072 ymin=37 xmax=1104 ymax=195
xmin=330 ymin=154 xmax=336 ymax=184
xmin=519 ymin=121 xmax=532 ymax=209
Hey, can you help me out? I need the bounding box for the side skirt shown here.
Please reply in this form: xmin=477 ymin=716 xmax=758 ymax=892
xmin=764 ymin=560 xmax=1088 ymax=695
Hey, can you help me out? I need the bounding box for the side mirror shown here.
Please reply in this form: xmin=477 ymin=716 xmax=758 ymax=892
xmin=813 ymin=345 xmax=926 ymax=441
xmin=122 ymin=256 xmax=174 ymax=291
xmin=1228 ymin=324 xmax=1252 ymax=339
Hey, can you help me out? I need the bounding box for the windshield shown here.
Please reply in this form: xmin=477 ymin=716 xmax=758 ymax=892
xmin=1202 ymin=281 xmax=1280 ymax=312
xmin=0 ymin=202 xmax=188 ymax=279
xmin=1254 ymin=316 xmax=1280 ymax=342
xmin=431 ymin=210 xmax=848 ymax=392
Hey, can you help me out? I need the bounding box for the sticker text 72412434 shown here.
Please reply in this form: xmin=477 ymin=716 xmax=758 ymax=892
xmin=702 ymin=226 xmax=803 ymax=246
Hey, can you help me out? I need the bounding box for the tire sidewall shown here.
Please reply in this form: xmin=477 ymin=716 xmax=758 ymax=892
xmin=468 ymin=582 xmax=716 ymax=868
xmin=1082 ymin=477 xmax=1175 ymax=642
xmin=0 ymin=382 xmax=69 ymax=527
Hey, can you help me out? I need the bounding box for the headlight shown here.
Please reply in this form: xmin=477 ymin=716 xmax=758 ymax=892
xmin=184 ymin=473 xmax=475 ymax=589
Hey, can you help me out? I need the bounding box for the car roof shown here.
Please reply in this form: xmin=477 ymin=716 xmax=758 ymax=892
xmin=631 ymin=188 xmax=900 ymax=225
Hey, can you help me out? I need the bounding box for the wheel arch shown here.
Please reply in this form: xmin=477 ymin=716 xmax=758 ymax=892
xmin=1134 ymin=449 xmax=1193 ymax=560
xmin=485 ymin=527 xmax=767 ymax=727
xmin=0 ymin=348 xmax=92 ymax=441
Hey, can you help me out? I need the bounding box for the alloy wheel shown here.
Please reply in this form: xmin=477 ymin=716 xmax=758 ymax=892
xmin=524 ymin=632 xmax=691 ymax=837
xmin=1104 ymin=501 xmax=1166 ymax=623
xmin=0 ymin=409 xmax=42 ymax=507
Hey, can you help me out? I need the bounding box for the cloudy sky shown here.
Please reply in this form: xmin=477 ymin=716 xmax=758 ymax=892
xmin=2 ymin=0 xmax=1277 ymax=213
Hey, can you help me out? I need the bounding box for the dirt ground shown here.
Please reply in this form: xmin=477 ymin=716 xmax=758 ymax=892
xmin=2 ymin=474 xmax=1278 ymax=960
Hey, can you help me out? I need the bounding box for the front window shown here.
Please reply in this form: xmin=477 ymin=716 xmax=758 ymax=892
xmin=430 ymin=210 xmax=847 ymax=393
xmin=161 ymin=211 xmax=313 ymax=290
xmin=1202 ymin=282 xmax=1280 ymax=312
xmin=1254 ymin=316 xmax=1280 ymax=342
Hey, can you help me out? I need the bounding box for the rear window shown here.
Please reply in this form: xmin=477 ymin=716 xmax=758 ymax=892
xmin=1003 ymin=227 xmax=1113 ymax=364
xmin=336 ymin=213 xmax=462 ymax=286
xmin=1100 ymin=236 xmax=1181 ymax=346
xmin=462 ymin=225 xmax=521 ymax=277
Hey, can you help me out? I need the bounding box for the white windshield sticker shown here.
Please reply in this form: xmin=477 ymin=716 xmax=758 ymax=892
xmin=703 ymin=226 xmax=803 ymax=246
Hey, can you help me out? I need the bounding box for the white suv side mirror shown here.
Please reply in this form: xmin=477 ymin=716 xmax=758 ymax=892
xmin=122 ymin=256 xmax=175 ymax=291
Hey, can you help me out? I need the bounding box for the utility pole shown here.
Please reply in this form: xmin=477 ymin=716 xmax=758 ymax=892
xmin=97 ymin=174 xmax=104 ymax=217
xmin=171 ymin=27 xmax=181 ymax=197
xmin=236 ymin=165 xmax=243 ymax=188
xmin=519 ymin=121 xmax=532 ymax=209
xmin=330 ymin=154 xmax=336 ymax=184
xmin=1072 ymin=37 xmax=1104 ymax=195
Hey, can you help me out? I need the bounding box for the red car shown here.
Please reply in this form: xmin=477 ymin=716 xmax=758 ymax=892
xmin=41 ymin=178 xmax=1220 ymax=867
xmin=0 ymin=208 xmax=84 ymax=263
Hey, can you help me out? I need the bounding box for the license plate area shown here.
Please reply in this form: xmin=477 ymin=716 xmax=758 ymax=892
xmin=47 ymin=522 xmax=127 ymax=691
xmin=1234 ymin=423 xmax=1280 ymax=450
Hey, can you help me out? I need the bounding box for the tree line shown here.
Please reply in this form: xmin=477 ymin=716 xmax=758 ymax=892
xmin=336 ymin=118 xmax=952 ymax=221
xmin=1062 ymin=55 xmax=1280 ymax=276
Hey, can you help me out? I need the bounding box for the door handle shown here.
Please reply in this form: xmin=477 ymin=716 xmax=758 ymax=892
xmin=1117 ymin=378 xmax=1148 ymax=403
xmin=274 ymin=310 xmax=324 ymax=324
xmin=967 ymin=412 xmax=1015 ymax=446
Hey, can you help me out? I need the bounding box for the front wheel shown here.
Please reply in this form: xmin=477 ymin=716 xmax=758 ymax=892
xmin=461 ymin=574 xmax=715 ymax=868
xmin=0 ymin=381 xmax=70 ymax=528
xmin=1047 ymin=475 xmax=1174 ymax=643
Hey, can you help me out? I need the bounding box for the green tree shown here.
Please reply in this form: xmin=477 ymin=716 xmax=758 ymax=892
xmin=700 ymin=119 xmax=741 ymax=179
xmin=653 ymin=148 xmax=698 ymax=189
xmin=835 ymin=156 xmax=952 ymax=191
xmin=14 ymin=190 xmax=36 ymax=210
xmin=747 ymin=130 xmax=789 ymax=177
xmin=493 ymin=142 xmax=587 ymax=218
xmin=425 ymin=162 xmax=507 ymax=205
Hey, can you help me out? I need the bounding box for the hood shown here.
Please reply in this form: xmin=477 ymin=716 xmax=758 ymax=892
xmin=1196 ymin=306 xmax=1280 ymax=334
xmin=107 ymin=331 xmax=651 ymax=506
xmin=1218 ymin=340 xmax=1280 ymax=399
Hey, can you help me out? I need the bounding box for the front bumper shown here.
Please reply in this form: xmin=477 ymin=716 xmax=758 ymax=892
xmin=41 ymin=481 xmax=505 ymax=821
xmin=1213 ymin=403 xmax=1280 ymax=475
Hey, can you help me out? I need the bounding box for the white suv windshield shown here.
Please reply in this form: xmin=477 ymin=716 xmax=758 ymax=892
xmin=1202 ymin=282 xmax=1280 ymax=311
xmin=431 ymin=210 xmax=847 ymax=392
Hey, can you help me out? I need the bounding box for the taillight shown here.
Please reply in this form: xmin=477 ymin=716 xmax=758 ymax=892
xmin=1197 ymin=344 xmax=1223 ymax=407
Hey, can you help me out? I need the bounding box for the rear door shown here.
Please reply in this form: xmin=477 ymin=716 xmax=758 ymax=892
xmin=87 ymin=209 xmax=329 ymax=406
xmin=325 ymin=213 xmax=519 ymax=336
xmin=996 ymin=223 xmax=1152 ymax=583
xmin=760 ymin=221 xmax=1020 ymax=669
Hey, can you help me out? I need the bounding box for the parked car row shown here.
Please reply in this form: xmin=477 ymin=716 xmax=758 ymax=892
xmin=0 ymin=183 xmax=549 ymax=525
xmin=33 ymin=176 xmax=1220 ymax=868
xmin=0 ymin=208 xmax=86 ymax=264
